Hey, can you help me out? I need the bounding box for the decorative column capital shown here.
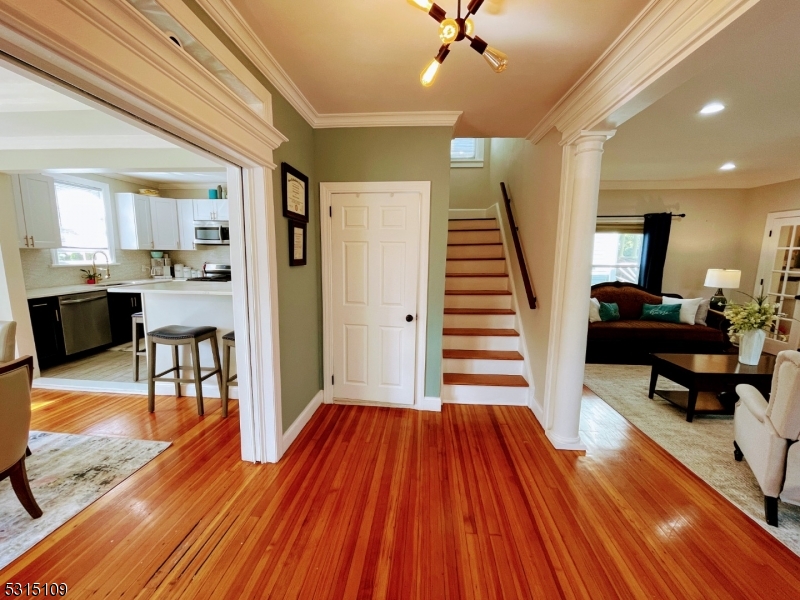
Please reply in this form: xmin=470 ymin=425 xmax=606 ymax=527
xmin=571 ymin=130 xmax=616 ymax=155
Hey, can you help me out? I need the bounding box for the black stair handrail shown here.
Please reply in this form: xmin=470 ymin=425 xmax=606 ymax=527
xmin=500 ymin=182 xmax=537 ymax=309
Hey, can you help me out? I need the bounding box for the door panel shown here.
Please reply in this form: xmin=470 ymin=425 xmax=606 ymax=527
xmin=331 ymin=191 xmax=421 ymax=405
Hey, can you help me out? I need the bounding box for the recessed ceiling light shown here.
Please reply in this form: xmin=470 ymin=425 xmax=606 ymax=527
xmin=720 ymin=162 xmax=736 ymax=171
xmin=700 ymin=102 xmax=726 ymax=115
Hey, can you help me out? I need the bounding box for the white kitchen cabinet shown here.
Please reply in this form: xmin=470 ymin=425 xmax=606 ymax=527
xmin=177 ymin=200 xmax=196 ymax=251
xmin=192 ymin=198 xmax=228 ymax=221
xmin=12 ymin=174 xmax=62 ymax=249
xmin=149 ymin=197 xmax=180 ymax=250
xmin=116 ymin=193 xmax=154 ymax=250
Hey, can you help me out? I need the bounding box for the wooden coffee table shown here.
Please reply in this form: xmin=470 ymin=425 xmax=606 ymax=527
xmin=648 ymin=353 xmax=776 ymax=422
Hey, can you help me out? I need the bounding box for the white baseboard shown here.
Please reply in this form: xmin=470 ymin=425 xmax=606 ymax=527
xmin=545 ymin=430 xmax=587 ymax=451
xmin=282 ymin=390 xmax=324 ymax=452
xmin=529 ymin=395 xmax=545 ymax=425
xmin=448 ymin=208 xmax=489 ymax=219
xmin=418 ymin=396 xmax=442 ymax=411
xmin=33 ymin=377 xmax=239 ymax=399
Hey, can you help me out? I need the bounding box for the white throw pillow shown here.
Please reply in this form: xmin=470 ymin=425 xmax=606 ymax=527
xmin=662 ymin=296 xmax=703 ymax=325
xmin=589 ymin=297 xmax=602 ymax=323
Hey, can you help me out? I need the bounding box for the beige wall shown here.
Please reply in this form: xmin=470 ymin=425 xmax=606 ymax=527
xmin=449 ymin=139 xmax=494 ymax=209
xmin=491 ymin=132 xmax=564 ymax=412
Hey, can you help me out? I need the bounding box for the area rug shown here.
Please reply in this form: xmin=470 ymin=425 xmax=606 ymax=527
xmin=584 ymin=364 xmax=800 ymax=556
xmin=0 ymin=431 xmax=170 ymax=570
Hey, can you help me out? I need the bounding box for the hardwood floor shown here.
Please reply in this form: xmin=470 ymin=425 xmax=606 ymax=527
xmin=41 ymin=347 xmax=138 ymax=383
xmin=3 ymin=387 xmax=800 ymax=598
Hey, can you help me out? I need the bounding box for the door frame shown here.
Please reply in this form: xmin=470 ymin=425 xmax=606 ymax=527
xmin=320 ymin=181 xmax=431 ymax=409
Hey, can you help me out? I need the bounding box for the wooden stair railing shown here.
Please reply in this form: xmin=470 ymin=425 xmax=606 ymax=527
xmin=500 ymin=182 xmax=537 ymax=309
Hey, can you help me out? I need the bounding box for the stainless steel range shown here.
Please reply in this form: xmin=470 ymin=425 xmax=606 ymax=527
xmin=187 ymin=263 xmax=232 ymax=282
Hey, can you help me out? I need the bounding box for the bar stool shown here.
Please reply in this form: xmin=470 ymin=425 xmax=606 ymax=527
xmin=221 ymin=331 xmax=237 ymax=417
xmin=147 ymin=325 xmax=222 ymax=416
xmin=132 ymin=312 xmax=146 ymax=382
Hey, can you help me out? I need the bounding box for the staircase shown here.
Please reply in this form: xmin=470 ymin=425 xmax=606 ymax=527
xmin=442 ymin=217 xmax=530 ymax=405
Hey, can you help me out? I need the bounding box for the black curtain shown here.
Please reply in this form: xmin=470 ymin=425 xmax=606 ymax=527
xmin=638 ymin=213 xmax=672 ymax=294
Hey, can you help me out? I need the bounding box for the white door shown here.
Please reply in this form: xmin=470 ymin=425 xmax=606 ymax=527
xmin=755 ymin=211 xmax=800 ymax=353
xmin=176 ymin=200 xmax=196 ymax=251
xmin=330 ymin=192 xmax=421 ymax=405
xmin=149 ymin=197 xmax=179 ymax=250
xmin=193 ymin=199 xmax=215 ymax=221
xmin=133 ymin=195 xmax=153 ymax=250
xmin=18 ymin=174 xmax=61 ymax=248
xmin=214 ymin=199 xmax=229 ymax=221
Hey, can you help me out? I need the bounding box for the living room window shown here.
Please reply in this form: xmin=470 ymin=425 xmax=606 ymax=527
xmin=592 ymin=220 xmax=644 ymax=285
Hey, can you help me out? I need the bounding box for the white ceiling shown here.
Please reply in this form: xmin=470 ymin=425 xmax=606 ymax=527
xmin=229 ymin=0 xmax=648 ymax=137
xmin=601 ymin=0 xmax=800 ymax=189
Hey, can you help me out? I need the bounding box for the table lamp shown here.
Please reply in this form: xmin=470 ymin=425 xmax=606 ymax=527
xmin=704 ymin=269 xmax=741 ymax=311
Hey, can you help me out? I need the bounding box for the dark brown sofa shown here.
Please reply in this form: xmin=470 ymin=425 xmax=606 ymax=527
xmin=586 ymin=282 xmax=729 ymax=364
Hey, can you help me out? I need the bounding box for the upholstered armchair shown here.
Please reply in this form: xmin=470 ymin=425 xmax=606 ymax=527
xmin=0 ymin=320 xmax=16 ymax=364
xmin=0 ymin=355 xmax=42 ymax=519
xmin=734 ymin=350 xmax=800 ymax=526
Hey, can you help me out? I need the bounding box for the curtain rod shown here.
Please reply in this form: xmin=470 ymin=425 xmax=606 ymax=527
xmin=596 ymin=213 xmax=686 ymax=219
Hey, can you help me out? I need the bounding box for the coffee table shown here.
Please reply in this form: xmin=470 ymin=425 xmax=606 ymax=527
xmin=648 ymin=353 xmax=776 ymax=422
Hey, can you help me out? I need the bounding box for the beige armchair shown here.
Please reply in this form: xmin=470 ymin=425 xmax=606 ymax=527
xmin=0 ymin=320 xmax=16 ymax=364
xmin=0 ymin=356 xmax=42 ymax=519
xmin=734 ymin=350 xmax=800 ymax=526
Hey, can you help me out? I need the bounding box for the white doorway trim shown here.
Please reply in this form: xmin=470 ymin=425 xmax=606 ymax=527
xmin=320 ymin=181 xmax=432 ymax=410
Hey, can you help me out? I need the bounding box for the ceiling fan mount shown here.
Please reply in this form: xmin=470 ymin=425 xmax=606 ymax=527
xmin=408 ymin=0 xmax=508 ymax=87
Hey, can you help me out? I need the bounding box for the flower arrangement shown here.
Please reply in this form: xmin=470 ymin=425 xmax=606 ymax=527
xmin=80 ymin=268 xmax=101 ymax=284
xmin=723 ymin=294 xmax=780 ymax=335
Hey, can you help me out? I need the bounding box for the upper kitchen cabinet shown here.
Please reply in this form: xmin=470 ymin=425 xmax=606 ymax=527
xmin=176 ymin=200 xmax=196 ymax=251
xmin=117 ymin=193 xmax=155 ymax=250
xmin=192 ymin=198 xmax=228 ymax=221
xmin=149 ymin=196 xmax=180 ymax=250
xmin=117 ymin=193 xmax=196 ymax=251
xmin=12 ymin=174 xmax=62 ymax=249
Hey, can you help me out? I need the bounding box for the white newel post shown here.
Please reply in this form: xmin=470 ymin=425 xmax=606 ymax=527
xmin=547 ymin=130 xmax=615 ymax=450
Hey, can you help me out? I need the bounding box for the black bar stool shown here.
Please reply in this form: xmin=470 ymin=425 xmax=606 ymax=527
xmin=132 ymin=312 xmax=146 ymax=381
xmin=147 ymin=325 xmax=222 ymax=416
xmin=221 ymin=331 xmax=237 ymax=417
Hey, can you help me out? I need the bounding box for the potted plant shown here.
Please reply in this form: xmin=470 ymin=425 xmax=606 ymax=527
xmin=724 ymin=294 xmax=780 ymax=365
xmin=80 ymin=268 xmax=101 ymax=285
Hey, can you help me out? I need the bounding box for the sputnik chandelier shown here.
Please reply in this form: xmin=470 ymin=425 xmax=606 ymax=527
xmin=408 ymin=0 xmax=508 ymax=87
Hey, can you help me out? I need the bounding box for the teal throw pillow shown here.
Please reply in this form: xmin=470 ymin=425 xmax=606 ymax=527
xmin=598 ymin=301 xmax=620 ymax=322
xmin=641 ymin=303 xmax=681 ymax=323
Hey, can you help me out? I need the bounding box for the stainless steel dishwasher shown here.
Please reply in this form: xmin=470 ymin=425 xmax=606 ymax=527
xmin=58 ymin=290 xmax=113 ymax=355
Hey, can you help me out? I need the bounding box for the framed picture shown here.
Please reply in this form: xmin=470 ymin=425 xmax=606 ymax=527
xmin=281 ymin=162 xmax=309 ymax=223
xmin=289 ymin=220 xmax=307 ymax=267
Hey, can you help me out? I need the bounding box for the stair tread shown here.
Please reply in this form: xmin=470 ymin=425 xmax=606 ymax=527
xmin=444 ymin=308 xmax=516 ymax=315
xmin=443 ymin=328 xmax=520 ymax=337
xmin=446 ymin=290 xmax=511 ymax=295
xmin=443 ymin=350 xmax=524 ymax=360
xmin=443 ymin=373 xmax=529 ymax=387
xmin=446 ymin=273 xmax=508 ymax=278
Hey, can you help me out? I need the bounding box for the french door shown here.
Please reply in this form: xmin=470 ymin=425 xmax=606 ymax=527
xmin=755 ymin=211 xmax=800 ymax=353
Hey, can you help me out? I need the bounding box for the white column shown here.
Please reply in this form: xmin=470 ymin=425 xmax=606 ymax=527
xmin=547 ymin=130 xmax=615 ymax=450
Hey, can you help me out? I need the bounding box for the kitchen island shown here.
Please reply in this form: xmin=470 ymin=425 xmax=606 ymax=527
xmin=109 ymin=281 xmax=236 ymax=399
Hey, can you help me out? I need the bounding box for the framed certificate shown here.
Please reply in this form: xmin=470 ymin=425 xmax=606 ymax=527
xmin=281 ymin=162 xmax=309 ymax=223
xmin=289 ymin=220 xmax=307 ymax=266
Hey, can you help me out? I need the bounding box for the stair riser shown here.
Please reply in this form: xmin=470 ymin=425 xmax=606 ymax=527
xmin=444 ymin=313 xmax=516 ymax=329
xmin=442 ymin=358 xmax=524 ymax=375
xmin=448 ymin=230 xmax=501 ymax=245
xmin=448 ymin=219 xmax=497 ymax=231
xmin=445 ymin=277 xmax=509 ymax=291
xmin=447 ymin=245 xmax=504 ymax=259
xmin=443 ymin=335 xmax=520 ymax=351
xmin=441 ymin=384 xmax=528 ymax=406
xmin=444 ymin=295 xmax=512 ymax=309
xmin=446 ymin=260 xmax=507 ymax=274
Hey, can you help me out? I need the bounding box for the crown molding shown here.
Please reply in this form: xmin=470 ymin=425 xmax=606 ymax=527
xmin=194 ymin=0 xmax=461 ymax=130
xmin=0 ymin=134 xmax=175 ymax=150
xmin=527 ymin=0 xmax=761 ymax=144
xmin=600 ymin=172 xmax=800 ymax=191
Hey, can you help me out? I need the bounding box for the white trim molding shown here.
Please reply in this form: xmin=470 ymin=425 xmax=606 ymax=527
xmin=320 ymin=181 xmax=433 ymax=411
xmin=526 ymin=0 xmax=761 ymax=144
xmin=193 ymin=0 xmax=461 ymax=130
xmin=282 ymin=390 xmax=324 ymax=453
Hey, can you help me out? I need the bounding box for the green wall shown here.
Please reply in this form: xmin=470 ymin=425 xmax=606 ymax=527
xmin=314 ymin=128 xmax=453 ymax=398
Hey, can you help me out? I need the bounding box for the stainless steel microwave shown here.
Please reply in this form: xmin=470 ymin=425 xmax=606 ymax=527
xmin=194 ymin=221 xmax=230 ymax=245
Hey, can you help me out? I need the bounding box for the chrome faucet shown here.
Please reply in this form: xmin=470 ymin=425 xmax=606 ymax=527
xmin=92 ymin=251 xmax=111 ymax=280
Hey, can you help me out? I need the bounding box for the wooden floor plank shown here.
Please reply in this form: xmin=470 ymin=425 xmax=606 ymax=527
xmin=3 ymin=387 xmax=800 ymax=598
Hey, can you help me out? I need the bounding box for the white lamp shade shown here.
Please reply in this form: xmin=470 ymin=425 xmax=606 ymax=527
xmin=704 ymin=269 xmax=741 ymax=289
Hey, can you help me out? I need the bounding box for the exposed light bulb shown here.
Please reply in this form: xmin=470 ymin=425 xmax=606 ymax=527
xmin=465 ymin=18 xmax=475 ymax=36
xmin=482 ymin=46 xmax=508 ymax=73
xmin=420 ymin=59 xmax=441 ymax=87
xmin=439 ymin=18 xmax=459 ymax=44
xmin=700 ymin=102 xmax=725 ymax=115
xmin=720 ymin=162 xmax=736 ymax=171
xmin=407 ymin=0 xmax=433 ymax=12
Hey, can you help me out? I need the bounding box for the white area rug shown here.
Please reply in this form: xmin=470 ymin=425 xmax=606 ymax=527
xmin=584 ymin=364 xmax=800 ymax=556
xmin=0 ymin=431 xmax=170 ymax=570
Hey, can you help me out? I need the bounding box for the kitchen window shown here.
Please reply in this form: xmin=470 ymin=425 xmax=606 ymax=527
xmin=52 ymin=176 xmax=115 ymax=266
xmin=451 ymin=138 xmax=485 ymax=168
xmin=592 ymin=220 xmax=644 ymax=285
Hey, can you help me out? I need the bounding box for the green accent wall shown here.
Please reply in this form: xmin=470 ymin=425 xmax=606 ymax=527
xmin=314 ymin=128 xmax=452 ymax=398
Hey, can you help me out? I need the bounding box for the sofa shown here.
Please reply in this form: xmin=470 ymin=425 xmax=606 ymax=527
xmin=586 ymin=282 xmax=729 ymax=364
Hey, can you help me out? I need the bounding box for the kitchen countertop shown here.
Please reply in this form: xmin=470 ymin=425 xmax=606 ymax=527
xmin=26 ymin=279 xmax=159 ymax=300
xmin=113 ymin=281 xmax=232 ymax=296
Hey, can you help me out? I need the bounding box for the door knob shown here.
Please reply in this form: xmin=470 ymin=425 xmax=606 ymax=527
xmin=406 ymin=315 xmax=414 ymax=322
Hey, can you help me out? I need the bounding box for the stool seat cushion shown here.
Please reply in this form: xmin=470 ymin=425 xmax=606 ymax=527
xmin=148 ymin=325 xmax=217 ymax=340
xmin=223 ymin=331 xmax=235 ymax=342
xmin=132 ymin=312 xmax=143 ymax=318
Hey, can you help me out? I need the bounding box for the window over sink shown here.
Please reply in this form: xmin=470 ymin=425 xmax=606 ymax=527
xmin=51 ymin=175 xmax=115 ymax=266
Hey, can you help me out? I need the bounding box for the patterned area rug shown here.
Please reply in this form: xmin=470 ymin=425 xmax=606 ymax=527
xmin=0 ymin=431 xmax=170 ymax=570
xmin=584 ymin=364 xmax=800 ymax=556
